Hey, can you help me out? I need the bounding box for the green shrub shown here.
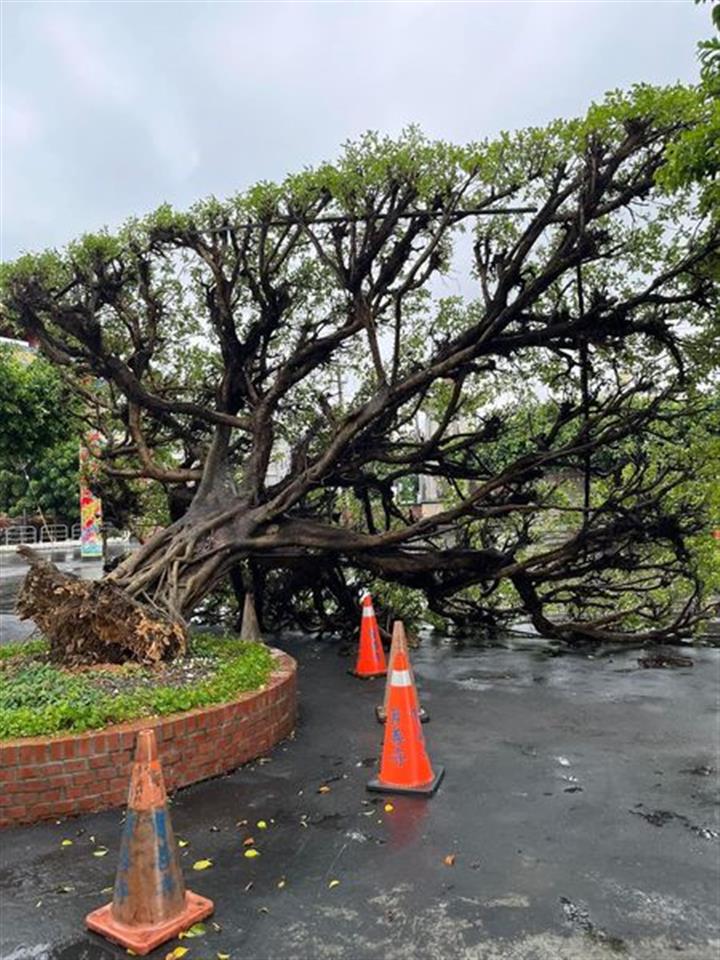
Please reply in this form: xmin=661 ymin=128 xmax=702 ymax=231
xmin=0 ymin=634 xmax=274 ymax=740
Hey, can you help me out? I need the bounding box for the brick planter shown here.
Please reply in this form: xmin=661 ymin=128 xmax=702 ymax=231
xmin=0 ymin=648 xmax=296 ymax=829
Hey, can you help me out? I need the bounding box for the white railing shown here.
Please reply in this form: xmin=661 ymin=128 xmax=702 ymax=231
xmin=39 ymin=523 xmax=69 ymax=542
xmin=0 ymin=521 xmax=127 ymax=548
xmin=0 ymin=525 xmax=38 ymax=545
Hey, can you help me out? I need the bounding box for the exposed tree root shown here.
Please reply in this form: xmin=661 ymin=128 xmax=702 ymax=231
xmin=16 ymin=547 xmax=187 ymax=665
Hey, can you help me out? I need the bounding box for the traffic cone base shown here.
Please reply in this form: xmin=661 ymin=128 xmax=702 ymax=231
xmin=367 ymin=764 xmax=445 ymax=797
xmin=349 ymin=667 xmax=386 ymax=680
xmin=376 ymin=703 xmax=429 ymax=723
xmin=86 ymin=890 xmax=214 ymax=956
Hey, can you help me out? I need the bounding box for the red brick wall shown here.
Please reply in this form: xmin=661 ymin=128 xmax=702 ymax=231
xmin=0 ymin=649 xmax=296 ymax=829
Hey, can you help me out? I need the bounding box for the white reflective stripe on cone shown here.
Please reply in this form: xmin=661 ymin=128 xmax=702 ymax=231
xmin=362 ymin=606 xmax=375 ymax=618
xmin=391 ymin=670 xmax=412 ymax=687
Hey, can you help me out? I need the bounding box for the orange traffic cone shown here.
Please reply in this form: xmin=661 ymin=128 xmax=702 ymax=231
xmin=376 ymin=621 xmax=429 ymax=724
xmin=367 ymin=647 xmax=444 ymax=796
xmin=349 ymin=592 xmax=387 ymax=679
xmin=86 ymin=729 xmax=214 ymax=955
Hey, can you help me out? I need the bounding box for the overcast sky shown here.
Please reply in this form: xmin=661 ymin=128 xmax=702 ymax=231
xmin=1 ymin=0 xmax=709 ymax=260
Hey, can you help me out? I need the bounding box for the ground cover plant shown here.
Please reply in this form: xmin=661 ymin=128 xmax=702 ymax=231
xmin=0 ymin=634 xmax=273 ymax=739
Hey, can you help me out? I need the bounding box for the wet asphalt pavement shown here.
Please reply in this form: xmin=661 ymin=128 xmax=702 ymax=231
xmin=1 ymin=552 xmax=719 ymax=959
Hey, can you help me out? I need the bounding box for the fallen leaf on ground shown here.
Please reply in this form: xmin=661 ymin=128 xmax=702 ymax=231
xmin=328 ymin=879 xmax=340 ymax=889
xmin=244 ymin=881 xmax=253 ymax=891
xmin=61 ymin=839 xmax=73 ymax=847
xmin=384 ymin=803 xmax=394 ymax=813
xmin=243 ymin=837 xmax=255 ymax=846
xmin=165 ymin=948 xmax=188 ymax=959
xmin=193 ymin=859 xmax=213 ymax=871
xmin=177 ymin=839 xmax=189 ymax=848
xmin=318 ymin=785 xmax=331 ymax=794
xmin=444 ymin=854 xmax=456 ymax=867
xmin=183 ymin=922 xmax=206 ymax=938
xmin=244 ymin=848 xmax=260 ymax=858
xmin=256 ymin=820 xmax=267 ymax=829
xmin=217 ymin=954 xmax=230 ymax=960
xmin=92 ymin=848 xmax=108 ymax=857
xmin=236 ymin=819 xmax=248 ymax=827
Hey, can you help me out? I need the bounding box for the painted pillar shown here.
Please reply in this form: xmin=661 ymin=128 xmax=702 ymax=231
xmin=79 ymin=429 xmax=103 ymax=558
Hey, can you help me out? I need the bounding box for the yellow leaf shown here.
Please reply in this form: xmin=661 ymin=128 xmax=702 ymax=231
xmin=318 ymin=785 xmax=331 ymax=794
xmin=93 ymin=848 xmax=108 ymax=857
xmin=256 ymin=820 xmax=267 ymax=829
xmin=184 ymin=922 xmax=206 ymax=938
xmin=165 ymin=948 xmax=188 ymax=960
xmin=126 ymin=950 xmax=137 ymax=956
xmin=61 ymin=839 xmax=73 ymax=847
xmin=328 ymin=879 xmax=340 ymax=889
xmin=277 ymin=878 xmax=286 ymax=889
xmin=177 ymin=839 xmax=189 ymax=848
xmin=217 ymin=954 xmax=230 ymax=960
xmin=383 ymin=803 xmax=394 ymax=813
xmin=244 ymin=848 xmax=260 ymax=858
xmin=193 ymin=859 xmax=213 ymax=871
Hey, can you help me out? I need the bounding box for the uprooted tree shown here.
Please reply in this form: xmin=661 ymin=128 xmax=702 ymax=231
xmin=3 ymin=83 xmax=719 ymax=664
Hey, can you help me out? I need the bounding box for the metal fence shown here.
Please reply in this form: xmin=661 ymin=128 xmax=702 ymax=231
xmin=0 ymin=525 xmax=38 ymax=546
xmin=0 ymin=522 xmax=125 ymax=546
xmin=39 ymin=524 xmax=69 ymax=542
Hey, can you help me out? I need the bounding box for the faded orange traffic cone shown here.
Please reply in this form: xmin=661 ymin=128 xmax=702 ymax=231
xmin=376 ymin=621 xmax=429 ymax=724
xmin=349 ymin=592 xmax=387 ymax=679
xmin=86 ymin=729 xmax=214 ymax=955
xmin=367 ymin=647 xmax=444 ymax=796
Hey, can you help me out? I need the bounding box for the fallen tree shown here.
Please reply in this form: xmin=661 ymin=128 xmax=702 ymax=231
xmin=3 ymin=84 xmax=719 ymax=663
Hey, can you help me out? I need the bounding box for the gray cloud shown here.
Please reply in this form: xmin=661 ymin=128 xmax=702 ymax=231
xmin=1 ymin=0 xmax=708 ymax=259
